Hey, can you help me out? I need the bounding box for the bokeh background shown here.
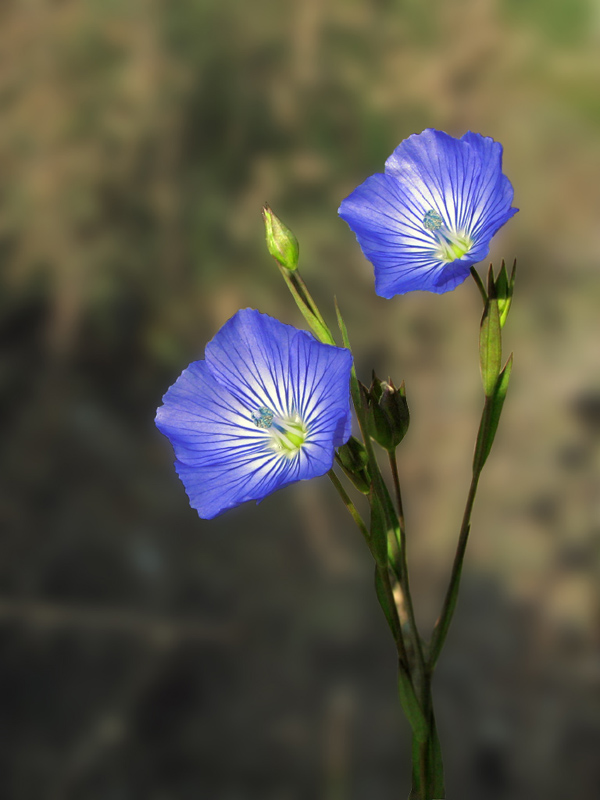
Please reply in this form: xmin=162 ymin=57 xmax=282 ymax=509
xmin=1 ymin=0 xmax=600 ymax=797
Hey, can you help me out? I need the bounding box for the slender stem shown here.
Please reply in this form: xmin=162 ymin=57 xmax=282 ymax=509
xmin=428 ymin=468 xmax=480 ymax=668
xmin=386 ymin=451 xmax=426 ymax=683
xmin=379 ymin=564 xmax=411 ymax=669
xmin=327 ymin=469 xmax=369 ymax=545
xmin=277 ymin=263 xmax=337 ymax=346
xmin=292 ymin=270 xmax=329 ymax=329
xmin=419 ymin=741 xmax=429 ymax=800
xmin=388 ymin=450 xmax=405 ymax=534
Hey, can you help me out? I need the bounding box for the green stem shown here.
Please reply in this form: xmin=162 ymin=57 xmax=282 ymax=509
xmin=386 ymin=450 xmax=426 ymax=682
xmin=428 ymin=457 xmax=481 ymax=669
xmin=292 ymin=270 xmax=329 ymax=329
xmin=277 ymin=264 xmax=337 ymax=345
xmin=388 ymin=449 xmax=405 ymax=531
xmin=327 ymin=469 xmax=369 ymax=546
xmin=408 ymin=677 xmax=445 ymax=799
xmin=419 ymin=740 xmax=429 ymax=800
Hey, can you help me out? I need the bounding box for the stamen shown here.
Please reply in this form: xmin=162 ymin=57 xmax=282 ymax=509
xmin=251 ymin=406 xmax=308 ymax=457
xmin=423 ymin=209 xmax=444 ymax=231
xmin=422 ymin=209 xmax=473 ymax=262
xmin=252 ymin=406 xmax=274 ymax=429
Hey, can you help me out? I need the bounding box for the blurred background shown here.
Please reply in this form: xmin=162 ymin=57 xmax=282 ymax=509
xmin=1 ymin=0 xmax=600 ymax=797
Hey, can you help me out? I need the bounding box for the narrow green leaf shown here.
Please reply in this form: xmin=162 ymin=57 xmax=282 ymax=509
xmin=473 ymin=353 xmax=513 ymax=474
xmin=470 ymin=266 xmax=488 ymax=305
xmin=479 ymin=297 xmax=502 ymax=396
xmin=334 ymin=296 xmax=351 ymax=350
xmin=486 ymin=263 xmax=496 ymax=298
xmin=334 ymin=297 xmax=365 ymax=414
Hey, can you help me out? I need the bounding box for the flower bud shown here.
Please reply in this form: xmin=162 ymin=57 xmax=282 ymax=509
xmin=262 ymin=204 xmax=299 ymax=270
xmin=337 ymin=436 xmax=370 ymax=494
xmin=363 ymin=374 xmax=410 ymax=451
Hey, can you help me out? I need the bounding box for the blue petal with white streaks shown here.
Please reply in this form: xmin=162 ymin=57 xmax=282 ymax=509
xmin=338 ymin=129 xmax=518 ymax=298
xmin=155 ymin=309 xmax=353 ymax=519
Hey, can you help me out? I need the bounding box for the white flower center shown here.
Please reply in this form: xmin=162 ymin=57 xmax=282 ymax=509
xmin=423 ymin=209 xmax=473 ymax=262
xmin=251 ymin=406 xmax=308 ymax=458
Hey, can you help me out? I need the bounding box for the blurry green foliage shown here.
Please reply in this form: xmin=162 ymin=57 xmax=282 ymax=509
xmin=503 ymin=0 xmax=591 ymax=45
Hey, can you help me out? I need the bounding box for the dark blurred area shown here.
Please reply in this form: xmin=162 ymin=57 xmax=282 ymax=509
xmin=1 ymin=0 xmax=600 ymax=797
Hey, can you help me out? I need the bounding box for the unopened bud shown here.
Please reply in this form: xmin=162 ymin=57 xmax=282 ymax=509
xmin=363 ymin=374 xmax=410 ymax=451
xmin=262 ymin=204 xmax=299 ymax=270
xmin=337 ymin=436 xmax=370 ymax=494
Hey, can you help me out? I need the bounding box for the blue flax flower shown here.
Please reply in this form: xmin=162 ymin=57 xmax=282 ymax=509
xmin=155 ymin=309 xmax=353 ymax=519
xmin=338 ymin=129 xmax=518 ymax=297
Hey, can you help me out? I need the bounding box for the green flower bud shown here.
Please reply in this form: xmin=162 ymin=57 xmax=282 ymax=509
xmin=337 ymin=436 xmax=370 ymax=494
xmin=363 ymin=374 xmax=410 ymax=451
xmin=262 ymin=204 xmax=299 ymax=271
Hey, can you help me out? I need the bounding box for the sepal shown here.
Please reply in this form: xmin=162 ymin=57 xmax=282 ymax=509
xmin=495 ymin=259 xmax=516 ymax=328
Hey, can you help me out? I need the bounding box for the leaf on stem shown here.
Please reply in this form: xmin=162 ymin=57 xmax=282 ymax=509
xmin=473 ymin=354 xmax=514 ymax=474
xmin=334 ymin=296 xmax=352 ymax=350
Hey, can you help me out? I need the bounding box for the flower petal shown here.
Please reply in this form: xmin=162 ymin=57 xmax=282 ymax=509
xmin=458 ymin=132 xmax=518 ymax=259
xmin=205 ymin=308 xmax=297 ymax=415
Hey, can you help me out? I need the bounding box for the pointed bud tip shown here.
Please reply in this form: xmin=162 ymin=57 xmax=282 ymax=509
xmin=262 ymin=204 xmax=299 ymax=271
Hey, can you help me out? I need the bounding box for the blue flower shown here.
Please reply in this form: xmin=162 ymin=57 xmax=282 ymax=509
xmin=155 ymin=309 xmax=353 ymax=519
xmin=338 ymin=129 xmax=518 ymax=297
